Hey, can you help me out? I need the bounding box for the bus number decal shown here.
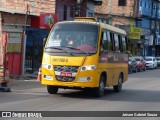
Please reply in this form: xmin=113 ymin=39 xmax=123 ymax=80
xmin=52 ymin=58 xmax=68 ymax=62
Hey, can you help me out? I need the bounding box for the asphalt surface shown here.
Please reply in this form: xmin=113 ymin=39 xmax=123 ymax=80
xmin=0 ymin=68 xmax=160 ymax=120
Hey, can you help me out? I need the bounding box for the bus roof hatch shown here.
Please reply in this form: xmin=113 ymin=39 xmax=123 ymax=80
xmin=74 ymin=17 xmax=97 ymax=22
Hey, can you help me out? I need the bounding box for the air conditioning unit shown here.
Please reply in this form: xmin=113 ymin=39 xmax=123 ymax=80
xmin=94 ymin=0 xmax=102 ymax=5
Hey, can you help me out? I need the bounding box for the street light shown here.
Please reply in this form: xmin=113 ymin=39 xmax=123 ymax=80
xmin=22 ymin=4 xmax=30 ymax=75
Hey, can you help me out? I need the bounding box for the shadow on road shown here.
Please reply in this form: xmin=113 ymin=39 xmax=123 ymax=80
xmin=57 ymin=88 xmax=160 ymax=103
xmin=129 ymin=68 xmax=160 ymax=78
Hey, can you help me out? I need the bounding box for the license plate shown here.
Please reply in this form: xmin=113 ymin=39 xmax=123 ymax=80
xmin=60 ymin=72 xmax=72 ymax=77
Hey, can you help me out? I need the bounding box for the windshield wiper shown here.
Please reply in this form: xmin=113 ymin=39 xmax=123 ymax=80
xmin=45 ymin=47 xmax=74 ymax=56
xmin=61 ymin=46 xmax=90 ymax=56
xmin=45 ymin=47 xmax=64 ymax=50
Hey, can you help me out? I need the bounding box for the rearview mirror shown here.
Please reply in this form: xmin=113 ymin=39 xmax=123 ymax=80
xmin=43 ymin=38 xmax=47 ymax=47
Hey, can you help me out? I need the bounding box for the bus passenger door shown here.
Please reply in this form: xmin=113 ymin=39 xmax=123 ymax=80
xmin=99 ymin=30 xmax=115 ymax=86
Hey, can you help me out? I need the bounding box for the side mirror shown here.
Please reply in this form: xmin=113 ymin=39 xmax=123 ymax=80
xmin=43 ymin=38 xmax=47 ymax=47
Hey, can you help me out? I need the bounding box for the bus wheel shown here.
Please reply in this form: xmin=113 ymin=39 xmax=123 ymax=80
xmin=47 ymin=85 xmax=59 ymax=94
xmin=94 ymin=76 xmax=105 ymax=97
xmin=113 ymin=74 xmax=123 ymax=92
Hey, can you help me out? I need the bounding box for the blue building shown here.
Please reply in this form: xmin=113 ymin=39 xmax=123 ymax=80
xmin=136 ymin=0 xmax=160 ymax=57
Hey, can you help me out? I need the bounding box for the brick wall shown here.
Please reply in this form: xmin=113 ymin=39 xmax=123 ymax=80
xmin=0 ymin=12 xmax=2 ymax=41
xmin=95 ymin=0 xmax=135 ymax=16
xmin=2 ymin=12 xmax=30 ymax=25
xmin=95 ymin=0 xmax=136 ymax=25
xmin=0 ymin=0 xmax=56 ymax=15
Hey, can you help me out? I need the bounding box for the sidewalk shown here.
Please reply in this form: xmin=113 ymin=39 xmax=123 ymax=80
xmin=7 ymin=78 xmax=43 ymax=91
xmin=10 ymin=74 xmax=37 ymax=80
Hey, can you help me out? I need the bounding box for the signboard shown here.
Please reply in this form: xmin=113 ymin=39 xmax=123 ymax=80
xmin=129 ymin=27 xmax=141 ymax=40
xmin=6 ymin=32 xmax=22 ymax=53
xmin=31 ymin=13 xmax=58 ymax=29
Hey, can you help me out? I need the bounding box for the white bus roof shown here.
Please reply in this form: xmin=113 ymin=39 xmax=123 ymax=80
xmin=57 ymin=20 xmax=127 ymax=36
xmin=100 ymin=22 xmax=127 ymax=35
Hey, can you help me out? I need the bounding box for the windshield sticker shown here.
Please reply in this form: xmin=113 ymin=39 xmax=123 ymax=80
xmin=49 ymin=40 xmax=61 ymax=46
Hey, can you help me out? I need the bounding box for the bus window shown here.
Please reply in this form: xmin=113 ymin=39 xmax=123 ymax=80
xmin=107 ymin=31 xmax=112 ymax=51
xmin=122 ymin=36 xmax=126 ymax=53
xmin=118 ymin=35 xmax=123 ymax=53
xmin=101 ymin=30 xmax=112 ymax=51
xmin=114 ymin=33 xmax=120 ymax=52
xmin=110 ymin=32 xmax=114 ymax=51
xmin=101 ymin=31 xmax=108 ymax=50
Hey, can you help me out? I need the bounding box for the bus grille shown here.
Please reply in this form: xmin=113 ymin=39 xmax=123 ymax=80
xmin=54 ymin=66 xmax=79 ymax=82
xmin=56 ymin=76 xmax=75 ymax=82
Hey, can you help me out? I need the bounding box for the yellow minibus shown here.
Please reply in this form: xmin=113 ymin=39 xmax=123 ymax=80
xmin=41 ymin=17 xmax=128 ymax=97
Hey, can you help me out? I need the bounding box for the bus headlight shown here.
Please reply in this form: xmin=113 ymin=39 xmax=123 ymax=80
xmin=42 ymin=63 xmax=52 ymax=70
xmin=81 ymin=65 xmax=97 ymax=71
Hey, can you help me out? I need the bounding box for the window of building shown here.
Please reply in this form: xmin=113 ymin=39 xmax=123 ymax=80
xmin=63 ymin=5 xmax=67 ymax=20
xmin=88 ymin=12 xmax=94 ymax=17
xmin=118 ymin=0 xmax=126 ymax=6
xmin=70 ymin=6 xmax=75 ymax=18
xmin=144 ymin=2 xmax=146 ymax=8
xmin=140 ymin=0 xmax=142 ymax=7
xmin=149 ymin=3 xmax=151 ymax=10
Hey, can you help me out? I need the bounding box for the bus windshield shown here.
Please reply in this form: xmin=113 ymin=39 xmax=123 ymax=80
xmin=45 ymin=23 xmax=99 ymax=55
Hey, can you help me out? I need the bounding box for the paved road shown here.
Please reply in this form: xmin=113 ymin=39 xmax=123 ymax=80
xmin=0 ymin=69 xmax=160 ymax=120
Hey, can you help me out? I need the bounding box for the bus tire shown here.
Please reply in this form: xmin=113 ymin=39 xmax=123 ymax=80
xmin=47 ymin=85 xmax=58 ymax=94
xmin=94 ymin=76 xmax=105 ymax=97
xmin=113 ymin=74 xmax=123 ymax=92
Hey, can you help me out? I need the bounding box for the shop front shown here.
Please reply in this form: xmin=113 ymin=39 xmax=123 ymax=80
xmin=25 ymin=13 xmax=58 ymax=74
xmin=129 ymin=26 xmax=142 ymax=56
xmin=1 ymin=13 xmax=24 ymax=78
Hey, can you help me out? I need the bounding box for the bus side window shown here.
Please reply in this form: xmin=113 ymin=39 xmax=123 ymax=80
xmin=118 ymin=35 xmax=123 ymax=53
xmin=125 ymin=37 xmax=128 ymax=51
xmin=114 ymin=33 xmax=120 ymax=52
xmin=101 ymin=31 xmax=108 ymax=50
xmin=107 ymin=31 xmax=112 ymax=51
xmin=122 ymin=36 xmax=127 ymax=53
xmin=110 ymin=32 xmax=114 ymax=51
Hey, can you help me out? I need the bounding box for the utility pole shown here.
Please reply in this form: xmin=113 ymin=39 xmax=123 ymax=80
xmin=76 ymin=0 xmax=82 ymax=17
xmin=22 ymin=4 xmax=29 ymax=76
xmin=108 ymin=0 xmax=112 ymax=25
xmin=153 ymin=0 xmax=159 ymax=57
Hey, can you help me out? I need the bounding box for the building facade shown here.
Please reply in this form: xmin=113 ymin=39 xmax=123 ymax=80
xmin=55 ymin=0 xmax=95 ymax=21
xmin=95 ymin=0 xmax=140 ymax=56
xmin=136 ymin=0 xmax=160 ymax=57
xmin=0 ymin=0 xmax=56 ymax=77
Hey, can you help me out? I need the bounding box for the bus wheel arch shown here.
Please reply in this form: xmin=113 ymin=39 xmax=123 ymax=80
xmin=113 ymin=72 xmax=123 ymax=92
xmin=100 ymin=72 xmax=107 ymax=86
xmin=94 ymin=72 xmax=107 ymax=97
